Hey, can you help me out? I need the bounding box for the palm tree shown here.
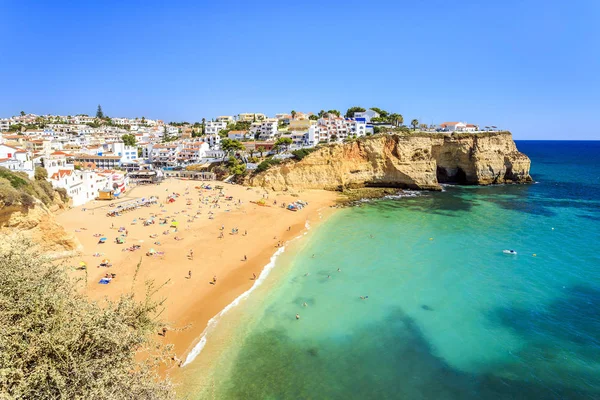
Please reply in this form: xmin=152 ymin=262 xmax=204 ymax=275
xmin=20 ymin=111 xmax=25 ymax=117
xmin=257 ymin=146 xmax=266 ymax=157
xmin=291 ymin=110 xmax=297 ymax=120
xmin=411 ymin=119 xmax=419 ymax=131
xmin=389 ymin=113 xmax=403 ymax=127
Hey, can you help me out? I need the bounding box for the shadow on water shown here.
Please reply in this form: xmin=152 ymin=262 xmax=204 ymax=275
xmin=489 ymin=285 xmax=600 ymax=354
xmin=218 ymin=307 xmax=598 ymax=400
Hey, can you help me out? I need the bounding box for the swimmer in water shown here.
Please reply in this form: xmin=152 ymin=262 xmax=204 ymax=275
xmin=337 ymin=268 xmax=341 ymax=272
xmin=370 ymin=234 xmax=374 ymax=239
xmin=296 ymin=313 xmax=300 ymax=320
xmin=303 ymin=302 xmax=308 ymax=307
xmin=327 ymin=275 xmax=331 ymax=279
xmin=312 ymin=254 xmax=315 ymax=258
xmin=304 ymin=272 xmax=310 ymax=276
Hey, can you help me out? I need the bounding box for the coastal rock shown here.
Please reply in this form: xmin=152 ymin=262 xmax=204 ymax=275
xmin=0 ymin=203 xmax=82 ymax=259
xmin=248 ymin=132 xmax=532 ymax=191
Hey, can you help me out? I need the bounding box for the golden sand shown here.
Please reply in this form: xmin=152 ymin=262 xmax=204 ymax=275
xmin=56 ymin=178 xmax=337 ymax=374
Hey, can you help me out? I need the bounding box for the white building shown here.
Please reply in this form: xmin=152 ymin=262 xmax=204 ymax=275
xmin=439 ymin=122 xmax=478 ymax=132
xmin=311 ymin=117 xmax=367 ymax=143
xmin=149 ymin=143 xmax=181 ymax=167
xmin=108 ymin=142 xmax=138 ymax=163
xmin=215 ymin=116 xmax=235 ymax=124
xmin=354 ymin=109 xmax=380 ymax=123
xmin=176 ymin=141 xmax=210 ymax=165
xmin=198 ymin=134 xmax=221 ymax=149
xmin=205 ymin=121 xmax=228 ymax=136
xmin=251 ymin=119 xmax=279 ymax=141
xmin=0 ymin=144 xmax=35 ymax=178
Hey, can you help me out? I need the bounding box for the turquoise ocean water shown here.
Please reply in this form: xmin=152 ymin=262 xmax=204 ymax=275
xmin=181 ymin=141 xmax=600 ymax=399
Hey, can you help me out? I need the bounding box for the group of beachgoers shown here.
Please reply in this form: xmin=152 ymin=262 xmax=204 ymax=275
xmin=85 ymin=183 xmax=250 ymax=285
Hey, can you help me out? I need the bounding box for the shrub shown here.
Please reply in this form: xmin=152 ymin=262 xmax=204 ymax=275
xmin=291 ymin=148 xmax=317 ymax=161
xmin=34 ymin=166 xmax=48 ymax=181
xmin=255 ymin=158 xmax=281 ymax=174
xmin=0 ymin=239 xmax=175 ymax=399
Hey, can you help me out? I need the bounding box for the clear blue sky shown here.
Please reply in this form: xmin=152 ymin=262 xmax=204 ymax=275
xmin=1 ymin=0 xmax=598 ymax=139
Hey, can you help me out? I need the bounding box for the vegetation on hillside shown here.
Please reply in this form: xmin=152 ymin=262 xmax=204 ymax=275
xmin=0 ymin=167 xmax=67 ymax=208
xmin=0 ymin=239 xmax=174 ymax=399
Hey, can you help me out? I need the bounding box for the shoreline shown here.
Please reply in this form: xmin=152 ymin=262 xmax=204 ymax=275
xmin=54 ymin=179 xmax=338 ymax=377
xmin=170 ymin=203 xmax=336 ymax=372
xmin=180 ymin=216 xmax=316 ymax=368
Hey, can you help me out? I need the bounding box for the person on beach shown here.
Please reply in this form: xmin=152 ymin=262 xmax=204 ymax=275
xmin=188 ymin=270 xmax=192 ymax=279
xmin=189 ymin=249 xmax=194 ymax=260
xmin=244 ymin=255 xmax=247 ymax=261
xmin=213 ymin=275 xmax=217 ymax=284
xmin=162 ymin=327 xmax=167 ymax=336
xmin=252 ymin=273 xmax=256 ymax=280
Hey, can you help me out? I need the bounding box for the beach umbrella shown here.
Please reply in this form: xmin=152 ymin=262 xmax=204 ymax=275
xmin=79 ymin=261 xmax=87 ymax=266
xmin=100 ymin=237 xmax=107 ymax=241
xmin=171 ymin=221 xmax=179 ymax=226
xmin=149 ymin=248 xmax=156 ymax=254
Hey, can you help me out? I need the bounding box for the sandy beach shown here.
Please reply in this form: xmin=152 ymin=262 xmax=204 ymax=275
xmin=55 ymin=178 xmax=337 ymax=374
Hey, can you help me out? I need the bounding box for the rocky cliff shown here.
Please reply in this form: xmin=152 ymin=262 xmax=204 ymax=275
xmin=0 ymin=168 xmax=82 ymax=258
xmin=248 ymin=132 xmax=531 ymax=191
xmin=0 ymin=198 xmax=82 ymax=259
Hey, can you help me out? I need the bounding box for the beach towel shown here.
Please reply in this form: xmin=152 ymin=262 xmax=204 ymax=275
xmin=99 ymin=278 xmax=111 ymax=284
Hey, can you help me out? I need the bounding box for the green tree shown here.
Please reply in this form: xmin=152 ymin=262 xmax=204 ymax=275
xmin=411 ymin=119 xmax=419 ymax=130
xmin=8 ymin=123 xmax=24 ymax=133
xmin=327 ymin=110 xmax=341 ymax=117
xmin=257 ymin=146 xmax=267 ymax=157
xmin=19 ymin=111 xmax=25 ymax=117
xmin=291 ymin=110 xmax=297 ymax=119
xmin=309 ymin=115 xmax=319 ymax=120
xmin=121 ymin=134 xmax=137 ymax=147
xmin=221 ymin=138 xmax=245 ymax=156
xmin=141 ymin=116 xmax=146 ymax=125
xmin=370 ymin=107 xmax=389 ymax=119
xmin=0 ymin=239 xmax=174 ymax=399
xmin=274 ymin=137 xmax=293 ymax=153
xmin=96 ymin=105 xmax=104 ymax=119
xmin=318 ymin=110 xmax=326 ymax=118
xmin=345 ymin=106 xmax=366 ymax=118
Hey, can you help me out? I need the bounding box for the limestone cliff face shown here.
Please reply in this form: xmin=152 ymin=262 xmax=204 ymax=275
xmin=0 ymin=200 xmax=81 ymax=259
xmin=248 ymin=132 xmax=531 ymax=191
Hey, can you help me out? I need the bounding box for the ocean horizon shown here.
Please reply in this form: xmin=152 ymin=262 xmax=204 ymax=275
xmin=179 ymin=140 xmax=600 ymax=399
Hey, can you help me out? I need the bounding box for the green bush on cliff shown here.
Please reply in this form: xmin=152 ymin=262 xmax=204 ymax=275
xmin=255 ymin=158 xmax=281 ymax=173
xmin=0 ymin=239 xmax=175 ymax=399
xmin=0 ymin=167 xmax=63 ymax=207
xmin=291 ymin=147 xmax=317 ymax=161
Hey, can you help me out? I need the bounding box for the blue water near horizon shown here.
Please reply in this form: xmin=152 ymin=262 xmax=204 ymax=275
xmin=185 ymin=141 xmax=600 ymax=399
